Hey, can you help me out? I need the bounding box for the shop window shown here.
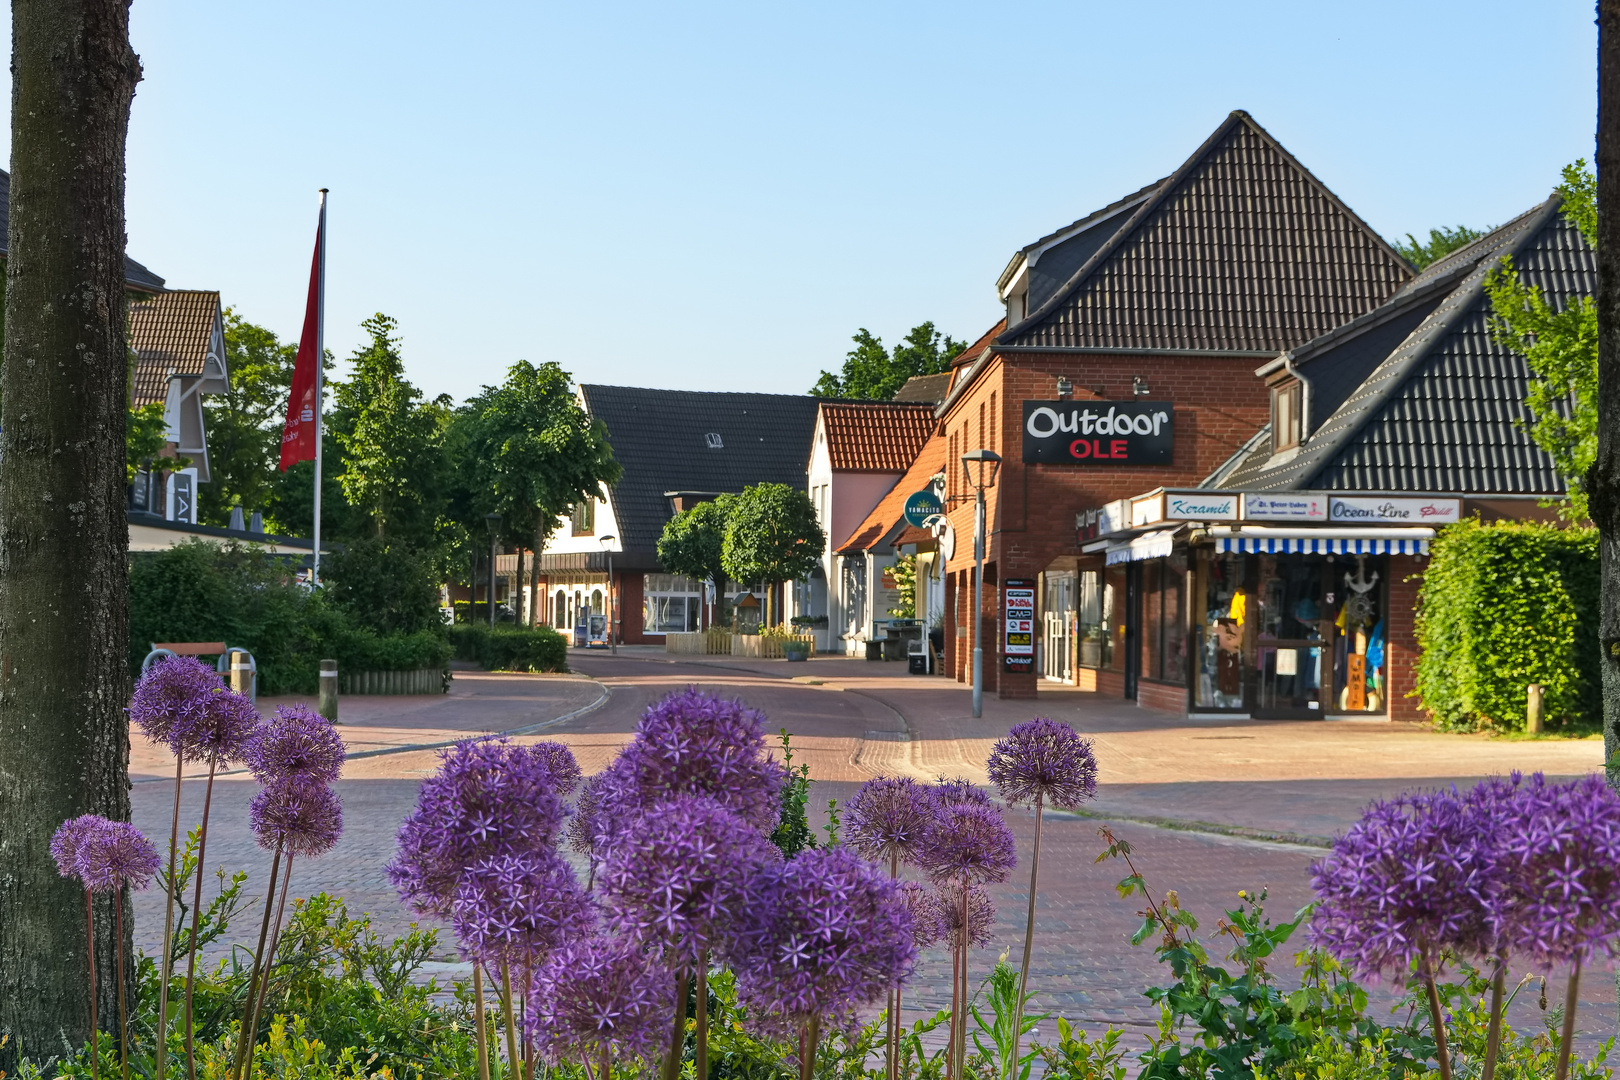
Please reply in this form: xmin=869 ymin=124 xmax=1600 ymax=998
xmin=1078 ymin=570 xmax=1114 ymax=669
xmin=1140 ymin=559 xmax=1187 ymax=683
xmin=1195 ymin=552 xmax=1248 ymax=709
xmin=571 ymin=500 xmax=595 ymax=536
xmin=1104 ymin=565 xmax=1127 ymax=670
xmin=642 ymin=573 xmax=702 ymax=634
xmin=1272 ymin=382 xmax=1302 ymax=452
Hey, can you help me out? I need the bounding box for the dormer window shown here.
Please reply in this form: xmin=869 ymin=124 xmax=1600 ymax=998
xmin=571 ymin=500 xmax=595 ymax=536
xmin=1271 ymin=381 xmax=1302 ymax=452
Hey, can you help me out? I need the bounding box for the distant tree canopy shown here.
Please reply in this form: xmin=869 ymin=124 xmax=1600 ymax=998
xmin=809 ymin=321 xmax=964 ymax=399
xmin=198 ymin=309 xmax=303 ymax=527
xmin=1395 ymin=225 xmax=1487 ymax=269
xmin=658 ymin=494 xmax=735 ymax=596
xmin=722 ymin=483 xmax=824 ymax=624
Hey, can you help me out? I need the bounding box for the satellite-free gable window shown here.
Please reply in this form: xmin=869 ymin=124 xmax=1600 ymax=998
xmin=705 ymin=433 xmax=723 ymax=449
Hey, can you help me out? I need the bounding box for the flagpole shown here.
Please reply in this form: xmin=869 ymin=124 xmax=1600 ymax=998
xmin=312 ymin=189 xmax=327 ymax=585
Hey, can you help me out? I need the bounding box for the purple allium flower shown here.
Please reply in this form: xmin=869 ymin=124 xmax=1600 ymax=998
xmin=531 ymin=741 xmax=583 ymax=796
xmin=129 ymin=656 xmax=225 ymax=749
xmin=174 ymin=687 xmax=260 ymax=765
xmin=935 ymin=884 xmax=995 ymax=950
xmin=733 ymin=846 xmax=916 ymax=1034
xmin=919 ymin=802 xmax=1017 ymax=887
xmin=245 ymin=704 xmax=345 ymax=785
xmin=1310 ymin=788 xmax=1492 ymax=980
xmin=987 ymin=718 xmax=1098 ymax=809
xmin=932 ymin=778 xmax=992 ymax=808
xmin=451 ymin=851 xmax=594 ymax=969
xmin=249 ymin=780 xmax=343 ymax=858
xmin=897 ymin=881 xmax=945 ymax=948
xmin=598 ymin=793 xmax=780 ymax=967
xmin=567 ymin=771 xmax=610 ymax=857
xmin=527 ymin=934 xmax=674 ymax=1065
xmin=598 ymin=688 xmax=788 ymax=838
xmin=69 ymin=817 xmax=162 ymax=894
xmin=51 ymin=815 xmax=100 ymax=881
xmin=387 ymin=739 xmax=568 ymax=917
xmin=846 ymin=777 xmax=938 ymax=869
xmin=1490 ymin=773 xmax=1620 ymax=966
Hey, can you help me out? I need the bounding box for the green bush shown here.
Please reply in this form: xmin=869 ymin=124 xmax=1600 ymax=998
xmin=321 ymin=537 xmax=444 ymax=635
xmin=130 ymin=540 xmax=449 ymax=695
xmin=1412 ymin=520 xmax=1599 ymax=732
xmin=449 ymin=623 xmax=569 ymax=673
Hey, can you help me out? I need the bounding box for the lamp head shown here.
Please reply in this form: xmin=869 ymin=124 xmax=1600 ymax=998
xmin=599 ymin=534 xmax=616 ymax=551
xmin=960 ymin=448 xmax=1002 ymax=492
xmin=485 ymin=512 xmax=502 ymax=534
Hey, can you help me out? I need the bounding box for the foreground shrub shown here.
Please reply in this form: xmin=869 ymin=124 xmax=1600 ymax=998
xmin=1413 ymin=519 xmax=1598 ymax=732
xmin=449 ymin=623 xmax=569 ymax=673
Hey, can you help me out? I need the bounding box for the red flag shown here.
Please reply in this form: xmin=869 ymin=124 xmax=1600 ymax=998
xmin=279 ymin=215 xmax=324 ymax=470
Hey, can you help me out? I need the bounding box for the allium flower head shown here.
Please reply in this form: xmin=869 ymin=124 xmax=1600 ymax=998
xmin=175 ymin=687 xmax=260 ymax=765
xmin=451 ymin=851 xmax=594 ymax=968
xmin=527 ymin=934 xmax=674 ymax=1065
xmin=919 ymin=802 xmax=1017 ymax=887
xmin=387 ymin=739 xmax=569 ymax=917
xmin=846 ymin=777 xmax=938 ymax=868
xmin=896 ymin=881 xmax=945 ymax=948
xmin=935 ymin=884 xmax=995 ymax=950
xmin=598 ymin=793 xmax=780 ymax=966
xmin=932 ymin=778 xmax=992 ymax=808
xmin=246 ymin=704 xmax=345 ymax=784
xmin=603 ymin=688 xmax=788 ymax=835
xmin=129 ymin=656 xmax=225 ymax=749
xmin=250 ymin=780 xmax=343 ymax=857
xmin=51 ymin=815 xmax=100 ymax=881
xmin=1491 ymin=773 xmax=1620 ymax=965
xmin=69 ymin=817 xmax=162 ymax=893
xmin=733 ymin=846 xmax=916 ymax=1033
xmin=987 ymin=718 xmax=1098 ymax=809
xmin=1310 ymin=787 xmax=1492 ymax=980
xmin=531 ymin=741 xmax=582 ymax=796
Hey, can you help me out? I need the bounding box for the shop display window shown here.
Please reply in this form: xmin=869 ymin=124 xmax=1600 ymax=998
xmin=1140 ymin=558 xmax=1187 ymax=683
xmin=1329 ymin=554 xmax=1386 ymax=714
xmin=1195 ymin=552 xmax=1248 ymax=709
xmin=642 ymin=574 xmax=702 ymax=634
xmin=1077 ymin=570 xmax=1114 ymax=669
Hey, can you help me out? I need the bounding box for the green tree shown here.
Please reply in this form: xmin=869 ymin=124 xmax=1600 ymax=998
xmin=657 ymin=495 xmax=735 ymax=609
xmin=1485 ymin=162 xmax=1597 ymax=521
xmin=809 ymin=321 xmax=965 ymax=399
xmin=722 ymin=483 xmax=825 ymax=626
xmin=1395 ymin=224 xmax=1488 ymax=269
xmin=126 ymin=401 xmax=181 ymax=483
xmin=455 ymin=360 xmax=621 ymax=625
xmin=197 ymin=310 xmax=301 ymax=526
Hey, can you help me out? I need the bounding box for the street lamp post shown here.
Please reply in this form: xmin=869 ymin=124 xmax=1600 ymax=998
xmin=486 ymin=513 xmax=502 ymax=629
xmin=599 ymin=534 xmax=617 ymax=655
xmin=961 ymin=449 xmax=1001 ymax=719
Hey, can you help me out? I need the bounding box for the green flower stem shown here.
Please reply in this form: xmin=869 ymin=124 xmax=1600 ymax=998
xmin=232 ymin=843 xmax=282 ymax=1080
xmin=799 ymin=1014 xmax=821 ymax=1080
xmin=1555 ymin=958 xmax=1582 ymax=1080
xmin=1482 ymin=951 xmax=1507 ymax=1080
xmin=473 ymin=962 xmax=491 ymax=1080
xmin=1006 ymin=793 xmax=1044 ymax=1080
xmin=501 ymin=964 xmax=521 ymax=1080
xmin=663 ymin=972 xmax=689 ymax=1080
xmin=695 ymin=952 xmax=709 ymax=1080
xmin=1422 ymin=964 xmax=1453 ymax=1080
xmin=114 ymin=889 xmax=130 ymax=1080
xmin=244 ymin=853 xmax=295 ymax=1080
xmin=183 ymin=754 xmax=221 ymax=1080
xmin=155 ymin=756 xmax=183 ymax=1080
xmin=84 ymin=889 xmax=99 ymax=1080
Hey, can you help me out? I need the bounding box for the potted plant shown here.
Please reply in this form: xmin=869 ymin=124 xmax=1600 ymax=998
xmin=782 ymin=638 xmax=812 ymax=662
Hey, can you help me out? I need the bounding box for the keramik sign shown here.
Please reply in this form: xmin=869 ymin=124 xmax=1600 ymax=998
xmin=1022 ymin=400 xmax=1174 ymax=465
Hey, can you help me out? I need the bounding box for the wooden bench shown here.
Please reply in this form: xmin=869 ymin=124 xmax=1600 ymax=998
xmin=150 ymin=641 xmax=228 ymax=657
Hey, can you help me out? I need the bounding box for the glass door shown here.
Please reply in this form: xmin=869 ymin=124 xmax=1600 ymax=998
xmin=1252 ymin=553 xmax=1328 ymax=719
xmin=1328 ymin=554 xmax=1387 ymax=715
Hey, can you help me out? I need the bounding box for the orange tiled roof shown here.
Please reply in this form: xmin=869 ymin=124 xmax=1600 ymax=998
xmin=821 ymin=401 xmax=935 ymax=473
xmin=951 ymin=318 xmax=1005 ymax=367
xmin=837 ymin=434 xmax=948 ymax=553
xmin=129 ymin=290 xmax=220 ymax=407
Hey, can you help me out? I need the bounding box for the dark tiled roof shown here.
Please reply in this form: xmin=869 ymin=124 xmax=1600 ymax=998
xmin=837 ymin=434 xmax=948 ymax=553
xmin=1213 ymin=195 xmax=1581 ymax=495
xmin=129 ymin=290 xmax=221 ymax=407
xmin=997 ymin=111 xmax=1412 ymax=354
xmin=0 ymin=169 xmax=165 ymax=292
xmin=890 ymin=372 xmax=953 ymax=404
xmin=580 ymin=385 xmax=821 ymax=568
xmin=821 ymin=402 xmax=936 ymax=472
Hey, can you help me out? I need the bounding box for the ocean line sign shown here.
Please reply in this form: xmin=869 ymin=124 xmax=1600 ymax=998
xmin=1022 ymin=400 xmax=1174 ymax=465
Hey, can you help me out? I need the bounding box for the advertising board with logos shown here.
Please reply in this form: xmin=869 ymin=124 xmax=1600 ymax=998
xmin=1076 ymin=500 xmax=1128 ymax=542
xmin=1328 ymin=496 xmax=1461 ymax=524
xmin=1243 ymin=492 xmax=1328 ymax=521
xmin=1003 ymin=579 xmax=1035 ymax=673
xmin=1130 ymin=489 xmax=1239 ymax=526
xmin=1022 ymin=401 xmax=1174 ymax=465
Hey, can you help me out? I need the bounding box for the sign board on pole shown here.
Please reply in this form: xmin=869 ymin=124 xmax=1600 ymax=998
xmin=903 ymin=490 xmax=944 ymax=528
xmin=1021 ymin=401 xmax=1174 ymax=465
xmin=1003 ymin=578 xmax=1035 ymax=673
xmin=1244 ymin=493 xmax=1328 ymax=521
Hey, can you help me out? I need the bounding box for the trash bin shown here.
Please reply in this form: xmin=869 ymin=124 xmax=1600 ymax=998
xmin=907 ymin=640 xmax=928 ymax=675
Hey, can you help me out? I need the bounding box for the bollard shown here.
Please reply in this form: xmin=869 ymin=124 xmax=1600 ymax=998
xmin=319 ymin=659 xmax=340 ymax=723
xmin=1526 ymin=683 xmax=1544 ymax=734
xmin=230 ymin=649 xmax=252 ymax=696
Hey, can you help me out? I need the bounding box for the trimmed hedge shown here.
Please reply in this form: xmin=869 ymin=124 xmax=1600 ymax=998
xmin=448 ymin=624 xmax=569 ymax=673
xmin=1413 ymin=520 xmax=1599 ymax=731
xmin=130 ymin=540 xmax=450 ymax=696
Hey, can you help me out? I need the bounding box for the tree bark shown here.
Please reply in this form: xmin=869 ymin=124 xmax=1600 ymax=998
xmin=1597 ymin=0 xmax=1620 ymax=1033
xmin=0 ymin=0 xmax=141 ymax=1067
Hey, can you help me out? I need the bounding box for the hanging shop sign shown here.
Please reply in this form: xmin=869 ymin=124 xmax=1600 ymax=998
xmin=1022 ymin=401 xmax=1174 ymax=465
xmin=1244 ymin=493 xmax=1328 ymax=521
xmin=1076 ymin=500 xmax=1128 ymax=541
xmin=903 ymin=490 xmax=944 ymax=528
xmin=1131 ymin=489 xmax=1238 ymax=526
xmin=1003 ymin=578 xmax=1035 ymax=673
xmin=1328 ymin=496 xmax=1461 ymax=524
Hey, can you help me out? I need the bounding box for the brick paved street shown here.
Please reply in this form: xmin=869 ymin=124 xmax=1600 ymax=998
xmin=130 ymin=649 xmax=1615 ymax=1061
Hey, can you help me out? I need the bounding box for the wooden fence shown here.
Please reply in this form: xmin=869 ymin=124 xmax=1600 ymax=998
xmin=340 ymin=668 xmax=448 ymax=695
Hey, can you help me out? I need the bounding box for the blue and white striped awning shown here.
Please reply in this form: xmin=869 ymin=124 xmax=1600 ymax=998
xmin=1216 ymin=535 xmax=1428 ymax=554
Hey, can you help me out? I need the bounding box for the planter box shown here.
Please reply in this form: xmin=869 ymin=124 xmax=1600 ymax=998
xmin=340 ymin=668 xmax=447 ymax=695
xmin=733 ymin=634 xmax=817 ymax=660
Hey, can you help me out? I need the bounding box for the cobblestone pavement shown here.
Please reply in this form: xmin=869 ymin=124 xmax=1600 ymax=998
xmin=130 ymin=649 xmax=1615 ymax=1060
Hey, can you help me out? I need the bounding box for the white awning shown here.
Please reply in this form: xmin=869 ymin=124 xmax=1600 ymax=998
xmin=1209 ymin=526 xmax=1435 ymax=555
xmin=1104 ymin=529 xmax=1177 ymax=565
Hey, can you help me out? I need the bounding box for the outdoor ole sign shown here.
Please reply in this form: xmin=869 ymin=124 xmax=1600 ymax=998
xmin=1022 ymin=401 xmax=1174 ymax=465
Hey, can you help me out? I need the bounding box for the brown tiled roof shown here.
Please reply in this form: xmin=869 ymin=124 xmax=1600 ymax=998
xmin=129 ymin=290 xmax=220 ymax=407
xmin=952 ymin=319 xmax=1005 ymax=367
xmin=890 ymin=372 xmax=953 ymax=404
xmin=838 ymin=435 xmax=948 ymax=553
xmin=821 ymin=402 xmax=936 ymax=472
xmin=998 ymin=111 xmax=1412 ymax=354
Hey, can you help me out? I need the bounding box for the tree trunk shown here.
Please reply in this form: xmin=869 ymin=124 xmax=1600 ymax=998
xmin=531 ymin=523 xmax=546 ymax=629
xmin=0 ymin=0 xmax=142 ymax=1066
xmin=1596 ymin=0 xmax=1620 ymax=1032
xmin=517 ymin=546 xmax=527 ymax=628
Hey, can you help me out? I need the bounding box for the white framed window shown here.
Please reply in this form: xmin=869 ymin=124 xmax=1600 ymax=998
xmin=643 ymin=574 xmax=703 ymax=634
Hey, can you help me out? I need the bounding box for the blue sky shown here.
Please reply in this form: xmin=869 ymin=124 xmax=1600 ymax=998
xmin=1 ymin=1 xmax=1594 ymax=402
